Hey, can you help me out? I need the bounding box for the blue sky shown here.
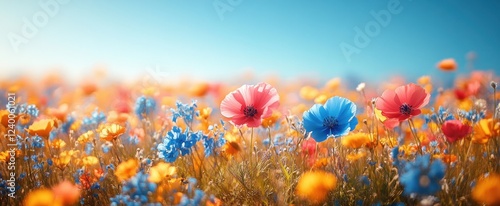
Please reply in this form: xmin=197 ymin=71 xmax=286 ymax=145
xmin=1 ymin=0 xmax=499 ymax=84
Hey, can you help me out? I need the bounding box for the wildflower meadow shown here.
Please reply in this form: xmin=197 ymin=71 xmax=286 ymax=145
xmin=1 ymin=62 xmax=499 ymax=205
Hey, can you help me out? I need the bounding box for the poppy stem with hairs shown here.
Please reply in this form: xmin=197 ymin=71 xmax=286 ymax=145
xmin=492 ymin=83 xmax=500 ymax=164
xmin=492 ymin=82 xmax=497 ymax=122
xmin=250 ymin=127 xmax=254 ymax=168
xmin=408 ymin=119 xmax=423 ymax=155
xmin=267 ymin=127 xmax=272 ymax=149
xmin=464 ymin=137 xmax=473 ymax=166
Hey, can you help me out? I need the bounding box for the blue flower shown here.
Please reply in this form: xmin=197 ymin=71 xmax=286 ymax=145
xmin=61 ymin=116 xmax=75 ymax=134
xmin=179 ymin=189 xmax=205 ymax=206
xmin=31 ymin=136 xmax=45 ymax=148
xmin=102 ymin=142 xmax=113 ymax=154
xmin=399 ymin=154 xmax=446 ymax=196
xmin=179 ymin=178 xmax=205 ymax=206
xmin=171 ymin=100 xmax=198 ymax=125
xmin=85 ymin=142 xmax=94 ymax=155
xmin=134 ymin=96 xmax=156 ymax=119
xmin=157 ymin=126 xmax=200 ymax=162
xmin=303 ymin=96 xmax=358 ymax=142
xmin=81 ymin=110 xmax=106 ymax=130
xmin=112 ymin=171 xmax=157 ymax=205
xmin=360 ymin=175 xmax=370 ymax=186
xmin=126 ymin=172 xmax=157 ymax=201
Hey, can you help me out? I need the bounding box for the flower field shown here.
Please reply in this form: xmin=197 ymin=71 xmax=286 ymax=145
xmin=1 ymin=68 xmax=499 ymax=205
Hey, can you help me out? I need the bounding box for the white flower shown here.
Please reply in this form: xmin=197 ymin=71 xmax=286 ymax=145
xmin=356 ymin=83 xmax=366 ymax=92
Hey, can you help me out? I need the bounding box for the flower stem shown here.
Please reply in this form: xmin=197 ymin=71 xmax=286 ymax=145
xmin=250 ymin=127 xmax=254 ymax=168
xmin=408 ymin=119 xmax=423 ymax=155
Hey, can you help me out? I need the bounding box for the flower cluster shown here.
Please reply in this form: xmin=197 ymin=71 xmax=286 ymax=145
xmin=1 ymin=69 xmax=499 ymax=205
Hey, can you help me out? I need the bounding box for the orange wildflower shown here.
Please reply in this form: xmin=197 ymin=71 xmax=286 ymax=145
xmin=27 ymin=118 xmax=59 ymax=139
xmin=437 ymin=58 xmax=457 ymax=71
xmin=472 ymin=173 xmax=500 ymax=205
xmin=261 ymin=110 xmax=281 ymax=128
xmin=47 ymin=104 xmax=69 ymax=121
xmin=115 ymin=158 xmax=139 ymax=182
xmin=433 ymin=154 xmax=457 ymax=164
xmin=81 ymin=82 xmax=97 ymax=96
xmin=52 ymin=181 xmax=81 ymax=205
xmin=473 ymin=118 xmax=499 ymax=144
xmin=0 ymin=109 xmax=17 ymax=128
xmin=24 ymin=188 xmax=61 ymax=206
xmin=189 ymin=82 xmax=210 ymax=97
xmin=296 ymin=171 xmax=337 ymax=204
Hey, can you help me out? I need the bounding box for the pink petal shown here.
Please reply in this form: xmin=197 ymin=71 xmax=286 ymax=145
xmin=220 ymin=93 xmax=243 ymax=118
xmin=383 ymin=118 xmax=400 ymax=129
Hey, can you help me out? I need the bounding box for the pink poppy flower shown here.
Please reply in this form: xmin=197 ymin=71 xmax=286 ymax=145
xmin=375 ymin=83 xmax=430 ymax=123
xmin=220 ymin=83 xmax=280 ymax=127
xmin=441 ymin=120 xmax=472 ymax=143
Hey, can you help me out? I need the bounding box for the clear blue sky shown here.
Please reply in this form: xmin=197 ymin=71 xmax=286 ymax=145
xmin=1 ymin=0 xmax=499 ymax=84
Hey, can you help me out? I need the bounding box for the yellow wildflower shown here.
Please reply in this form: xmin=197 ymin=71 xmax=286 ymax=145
xmin=77 ymin=130 xmax=95 ymax=144
xmin=82 ymin=156 xmax=99 ymax=167
xmin=53 ymin=150 xmax=79 ymax=169
xmin=300 ymin=86 xmax=319 ymax=101
xmin=341 ymin=133 xmax=372 ymax=149
xmin=346 ymin=151 xmax=367 ymax=162
xmin=198 ymin=107 xmax=212 ymax=120
xmin=100 ymin=123 xmax=126 ymax=141
xmin=0 ymin=151 xmax=9 ymax=163
xmin=149 ymin=162 xmax=176 ymax=183
xmin=27 ymin=118 xmax=58 ymax=139
xmin=50 ymin=139 xmax=66 ymax=149
xmin=314 ymin=94 xmax=329 ymax=104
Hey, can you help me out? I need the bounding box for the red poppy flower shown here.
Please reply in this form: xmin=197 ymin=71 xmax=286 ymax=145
xmin=375 ymin=83 xmax=430 ymax=124
xmin=441 ymin=120 xmax=472 ymax=143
